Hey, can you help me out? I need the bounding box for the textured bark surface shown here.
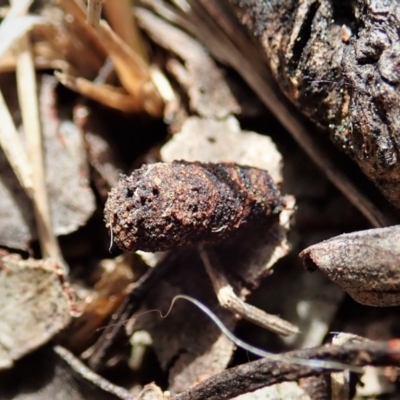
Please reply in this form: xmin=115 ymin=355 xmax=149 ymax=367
xmin=229 ymin=0 xmax=400 ymax=210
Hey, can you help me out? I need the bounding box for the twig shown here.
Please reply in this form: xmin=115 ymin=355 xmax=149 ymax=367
xmin=86 ymin=0 xmax=104 ymax=27
xmin=172 ymin=340 xmax=400 ymax=400
xmin=54 ymin=345 xmax=134 ymax=400
xmin=198 ymin=247 xmax=299 ymax=336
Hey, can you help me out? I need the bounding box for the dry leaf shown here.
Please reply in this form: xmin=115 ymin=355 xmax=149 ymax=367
xmin=40 ymin=75 xmax=96 ymax=235
xmin=131 ymin=252 xmax=236 ymax=395
xmin=0 ymin=254 xmax=75 ymax=370
xmin=0 ymin=148 xmax=35 ymax=249
xmin=0 ymin=74 xmax=95 ymax=250
xmin=161 ymin=116 xmax=282 ymax=184
xmin=136 ymin=8 xmax=240 ymax=119
xmin=60 ymin=253 xmax=143 ymax=353
xmin=300 ymin=225 xmax=400 ymax=306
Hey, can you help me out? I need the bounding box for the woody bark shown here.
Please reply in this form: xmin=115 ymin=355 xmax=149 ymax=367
xmin=228 ymin=0 xmax=400 ymax=211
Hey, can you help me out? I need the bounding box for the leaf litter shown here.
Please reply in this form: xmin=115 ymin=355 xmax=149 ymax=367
xmin=0 ymin=1 xmax=399 ymax=399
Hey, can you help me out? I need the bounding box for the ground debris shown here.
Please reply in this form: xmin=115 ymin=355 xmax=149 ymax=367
xmin=300 ymin=225 xmax=400 ymax=306
xmin=0 ymin=253 xmax=75 ymax=370
xmin=105 ymin=161 xmax=283 ymax=253
xmin=0 ymin=0 xmax=399 ymax=399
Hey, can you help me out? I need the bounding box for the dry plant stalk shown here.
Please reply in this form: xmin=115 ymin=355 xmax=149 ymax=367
xmin=172 ymin=340 xmax=400 ymax=400
xmin=331 ymin=334 xmax=351 ymax=400
xmin=15 ymin=33 xmax=63 ymax=262
xmin=86 ymin=0 xmax=104 ymax=27
xmin=199 ymin=247 xmax=299 ymax=336
xmin=0 ymin=0 xmax=40 ymax=194
xmin=54 ymin=346 xmax=134 ymax=400
xmin=103 ymin=0 xmax=148 ymax=61
xmin=56 ymin=0 xmax=163 ymax=115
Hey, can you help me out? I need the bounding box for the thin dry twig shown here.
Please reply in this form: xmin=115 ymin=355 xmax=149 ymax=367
xmin=55 ymin=71 xmax=144 ymax=112
xmin=86 ymin=0 xmax=104 ymax=28
xmin=172 ymin=340 xmax=400 ymax=400
xmin=54 ymin=345 xmax=134 ymax=400
xmin=199 ymin=247 xmax=299 ymax=336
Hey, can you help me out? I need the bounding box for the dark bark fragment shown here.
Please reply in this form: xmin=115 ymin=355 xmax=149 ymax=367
xmin=172 ymin=340 xmax=400 ymax=400
xmin=105 ymin=161 xmax=283 ymax=252
xmin=228 ymin=0 xmax=400 ymax=210
xmin=299 ymin=375 xmax=330 ymax=400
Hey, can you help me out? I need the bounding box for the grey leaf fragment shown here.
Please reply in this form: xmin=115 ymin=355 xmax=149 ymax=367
xmin=161 ymin=116 xmax=282 ymax=184
xmin=136 ymin=8 xmax=240 ymax=119
xmin=0 ymin=148 xmax=35 ymax=249
xmin=0 ymin=74 xmax=96 ymax=251
xmin=299 ymin=225 xmax=400 ymax=306
xmin=0 ymin=254 xmax=74 ymax=369
xmin=41 ymin=75 xmax=96 ymax=236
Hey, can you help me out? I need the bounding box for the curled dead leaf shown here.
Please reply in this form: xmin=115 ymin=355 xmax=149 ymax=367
xmin=299 ymin=226 xmax=400 ymax=306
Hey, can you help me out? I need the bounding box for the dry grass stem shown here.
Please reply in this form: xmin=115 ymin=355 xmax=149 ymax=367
xmin=149 ymin=65 xmax=176 ymax=104
xmin=55 ymin=71 xmax=144 ymax=112
xmin=199 ymin=247 xmax=299 ymax=336
xmin=86 ymin=0 xmax=104 ymax=28
xmin=104 ymin=0 xmax=148 ymax=61
xmin=0 ymin=89 xmax=33 ymax=193
xmin=0 ymin=16 xmax=43 ymax=61
xmin=6 ymin=0 xmax=33 ymax=18
xmin=15 ymin=33 xmax=63 ymax=263
xmin=56 ymin=0 xmax=163 ymax=115
xmin=96 ymin=20 xmax=163 ymax=115
xmin=0 ymin=1 xmax=37 ymax=193
xmin=137 ymin=0 xmax=194 ymax=34
xmin=0 ymin=44 xmax=70 ymax=74
xmin=50 ymin=0 xmax=106 ymax=74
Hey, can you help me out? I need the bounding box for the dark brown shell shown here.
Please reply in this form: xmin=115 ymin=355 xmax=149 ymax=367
xmin=104 ymin=161 xmax=283 ymax=252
